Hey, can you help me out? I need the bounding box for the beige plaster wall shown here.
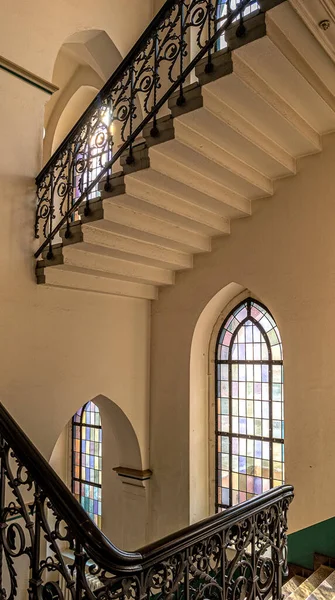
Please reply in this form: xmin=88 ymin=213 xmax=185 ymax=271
xmin=50 ymin=406 xmax=147 ymax=551
xmin=0 ymin=71 xmax=151 ymax=468
xmin=154 ymin=0 xmax=166 ymax=11
xmin=0 ymin=0 xmax=153 ymax=83
xmin=150 ymin=131 xmax=335 ymax=541
xmin=0 ymin=0 xmax=154 ymax=549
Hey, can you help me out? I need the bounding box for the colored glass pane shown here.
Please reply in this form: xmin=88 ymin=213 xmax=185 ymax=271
xmin=216 ymin=298 xmax=284 ymax=510
xmin=71 ymin=401 xmax=102 ymax=528
xmin=216 ymin=0 xmax=260 ymax=50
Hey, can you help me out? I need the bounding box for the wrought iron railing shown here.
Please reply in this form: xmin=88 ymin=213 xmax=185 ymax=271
xmin=0 ymin=402 xmax=293 ymax=600
xmin=34 ymin=0 xmax=261 ymax=259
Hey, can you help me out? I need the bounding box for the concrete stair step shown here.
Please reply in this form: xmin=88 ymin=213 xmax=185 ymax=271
xmin=62 ymin=244 xmax=175 ymax=287
xmin=203 ymin=67 xmax=320 ymax=158
xmin=126 ymin=168 xmax=251 ymax=219
xmin=236 ymin=37 xmax=335 ymax=136
xmin=231 ymin=51 xmax=322 ymax=154
xmin=38 ymin=263 xmax=157 ymax=300
xmin=106 ymin=190 xmax=230 ymax=237
xmin=283 ymin=576 xmax=306 ymax=598
xmin=304 ymin=568 xmax=335 ymax=600
xmin=80 ymin=218 xmax=210 ymax=255
xmin=285 ymin=566 xmax=334 ymax=600
xmin=149 ymin=139 xmax=270 ymax=202
xmin=201 ymin=84 xmax=296 ymax=175
xmin=174 ymin=103 xmax=295 ymax=180
xmin=81 ymin=223 xmax=193 ymax=271
xmin=266 ymin=3 xmax=335 ymax=116
xmin=100 ymin=200 xmax=212 ymax=254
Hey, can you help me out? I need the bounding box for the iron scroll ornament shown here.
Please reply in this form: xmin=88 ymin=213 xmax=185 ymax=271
xmin=35 ymin=0 xmax=259 ymax=259
xmin=0 ymin=403 xmax=293 ymax=600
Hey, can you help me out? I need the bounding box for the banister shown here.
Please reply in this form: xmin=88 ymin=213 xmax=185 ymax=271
xmin=0 ymin=402 xmax=293 ymax=568
xmin=0 ymin=401 xmax=293 ymax=599
xmin=0 ymin=402 xmax=142 ymax=570
xmin=36 ymin=0 xmax=181 ymax=185
xmin=34 ymin=0 xmax=259 ymax=258
xmin=138 ymin=485 xmax=294 ymax=563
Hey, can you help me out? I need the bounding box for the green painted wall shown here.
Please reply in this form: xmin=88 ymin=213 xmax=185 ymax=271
xmin=288 ymin=517 xmax=335 ymax=569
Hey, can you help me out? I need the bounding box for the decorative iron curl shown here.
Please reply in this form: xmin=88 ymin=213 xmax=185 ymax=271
xmin=0 ymin=404 xmax=293 ymax=600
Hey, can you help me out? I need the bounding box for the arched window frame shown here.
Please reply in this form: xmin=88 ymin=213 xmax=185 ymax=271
xmin=71 ymin=401 xmax=102 ymax=528
xmin=215 ymin=297 xmax=284 ymax=511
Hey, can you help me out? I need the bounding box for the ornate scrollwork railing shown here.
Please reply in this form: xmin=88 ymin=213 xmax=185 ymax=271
xmin=0 ymin=402 xmax=293 ymax=600
xmin=34 ymin=0 xmax=260 ymax=259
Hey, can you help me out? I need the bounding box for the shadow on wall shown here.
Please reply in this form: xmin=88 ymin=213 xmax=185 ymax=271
xmin=43 ymin=30 xmax=123 ymax=163
xmin=49 ymin=393 xmax=146 ymax=549
xmin=189 ymin=282 xmax=245 ymax=524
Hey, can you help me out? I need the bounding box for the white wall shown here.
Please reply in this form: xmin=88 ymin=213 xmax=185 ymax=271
xmin=150 ymin=131 xmax=335 ymax=541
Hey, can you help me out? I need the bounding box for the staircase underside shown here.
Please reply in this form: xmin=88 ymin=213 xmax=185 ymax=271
xmin=36 ymin=1 xmax=335 ymax=299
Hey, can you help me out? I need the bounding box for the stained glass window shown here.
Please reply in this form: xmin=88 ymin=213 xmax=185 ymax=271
xmin=72 ymin=401 xmax=102 ymax=528
xmin=215 ymin=298 xmax=284 ymax=511
xmin=216 ymin=0 xmax=260 ymax=50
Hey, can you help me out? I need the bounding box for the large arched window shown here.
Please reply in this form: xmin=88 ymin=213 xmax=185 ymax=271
xmin=215 ymin=298 xmax=284 ymax=511
xmin=72 ymin=401 xmax=102 ymax=527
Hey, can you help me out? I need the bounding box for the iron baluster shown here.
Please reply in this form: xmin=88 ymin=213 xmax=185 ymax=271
xmin=126 ymin=64 xmax=135 ymax=165
xmin=28 ymin=484 xmax=42 ymax=600
xmin=104 ymin=104 xmax=114 ymax=193
xmin=236 ymin=0 xmax=246 ymax=37
xmin=150 ymin=30 xmax=160 ymax=138
xmin=84 ymin=123 xmax=92 ymax=216
xmin=275 ymin=501 xmax=285 ymax=600
xmin=0 ymin=399 xmax=294 ymax=600
xmin=176 ymin=1 xmax=185 ymax=106
xmin=64 ymin=149 xmax=74 ymax=239
xmin=184 ymin=547 xmax=190 ymax=600
xmin=46 ymin=172 xmax=54 ymax=260
xmin=251 ymin=515 xmax=256 ymax=600
xmin=221 ymin=529 xmax=226 ymax=600
xmin=0 ymin=436 xmax=5 ymax=600
xmin=205 ymin=0 xmax=214 ymax=74
xmin=74 ymin=540 xmax=84 ymax=600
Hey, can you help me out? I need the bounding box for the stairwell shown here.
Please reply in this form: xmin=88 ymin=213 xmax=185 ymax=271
xmin=35 ymin=0 xmax=335 ymax=300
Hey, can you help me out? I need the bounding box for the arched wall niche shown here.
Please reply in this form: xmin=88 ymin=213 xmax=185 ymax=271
xmin=50 ymin=393 xmax=144 ymax=482
xmin=43 ymin=29 xmax=123 ymax=163
xmin=49 ymin=394 xmax=145 ymax=549
xmin=43 ymin=26 xmax=149 ymax=169
xmin=189 ymin=282 xmax=271 ymax=523
xmin=92 ymin=393 xmax=144 ymax=471
xmin=50 ymin=85 xmax=99 ymax=155
xmin=61 ymin=30 xmax=124 ymax=82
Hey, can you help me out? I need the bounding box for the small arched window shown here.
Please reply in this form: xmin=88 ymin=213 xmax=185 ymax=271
xmin=215 ymin=298 xmax=284 ymax=511
xmin=72 ymin=401 xmax=102 ymax=527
